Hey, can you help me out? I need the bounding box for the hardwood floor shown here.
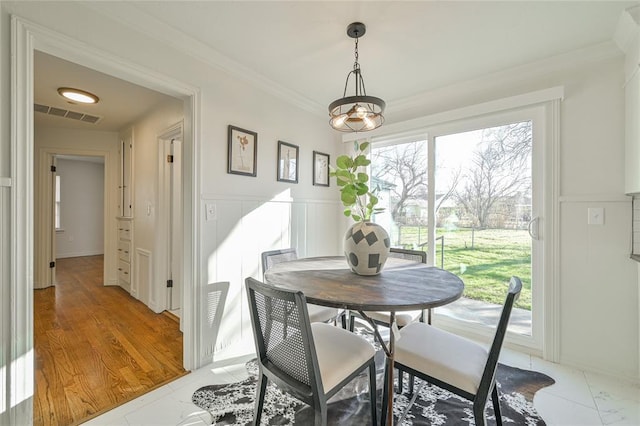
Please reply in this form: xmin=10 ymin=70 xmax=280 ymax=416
xmin=34 ymin=255 xmax=186 ymax=426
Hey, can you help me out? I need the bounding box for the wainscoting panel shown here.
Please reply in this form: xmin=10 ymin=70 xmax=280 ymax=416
xmin=200 ymin=195 xmax=341 ymax=359
xmin=134 ymin=248 xmax=151 ymax=305
xmin=200 ymin=281 xmax=229 ymax=364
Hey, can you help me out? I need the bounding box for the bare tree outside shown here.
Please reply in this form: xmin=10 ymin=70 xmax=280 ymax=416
xmin=455 ymin=122 xmax=532 ymax=228
xmin=371 ymin=141 xmax=428 ymax=223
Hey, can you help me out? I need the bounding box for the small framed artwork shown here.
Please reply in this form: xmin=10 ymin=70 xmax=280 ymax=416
xmin=228 ymin=125 xmax=257 ymax=177
xmin=313 ymin=151 xmax=330 ymax=187
xmin=277 ymin=141 xmax=299 ymax=183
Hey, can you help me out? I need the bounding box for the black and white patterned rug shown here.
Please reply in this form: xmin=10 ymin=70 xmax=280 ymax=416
xmin=192 ymin=353 xmax=555 ymax=425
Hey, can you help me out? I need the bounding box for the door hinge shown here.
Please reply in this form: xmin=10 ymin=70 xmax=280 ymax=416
xmin=167 ymin=155 xmax=174 ymax=163
xmin=50 ymin=165 xmax=56 ymax=172
xmin=49 ymin=261 xmax=55 ymax=268
xmin=167 ymin=279 xmax=173 ymax=288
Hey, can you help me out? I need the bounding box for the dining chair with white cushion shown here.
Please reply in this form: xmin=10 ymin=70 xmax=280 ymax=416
xmin=349 ymin=247 xmax=428 ymax=332
xmin=245 ymin=277 xmax=377 ymax=426
xmin=262 ymin=248 xmax=347 ymax=327
xmin=382 ymin=276 xmax=523 ymax=425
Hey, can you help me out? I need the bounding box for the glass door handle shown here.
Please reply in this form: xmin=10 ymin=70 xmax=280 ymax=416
xmin=527 ymin=217 xmax=539 ymax=240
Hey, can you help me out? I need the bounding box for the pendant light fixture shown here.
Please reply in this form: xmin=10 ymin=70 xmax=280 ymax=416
xmin=329 ymin=22 xmax=385 ymax=132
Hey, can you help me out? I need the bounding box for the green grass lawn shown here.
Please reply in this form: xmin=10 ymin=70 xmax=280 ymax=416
xmin=397 ymin=227 xmax=532 ymax=310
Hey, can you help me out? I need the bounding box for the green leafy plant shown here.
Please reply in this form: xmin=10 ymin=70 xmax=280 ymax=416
xmin=330 ymin=141 xmax=384 ymax=222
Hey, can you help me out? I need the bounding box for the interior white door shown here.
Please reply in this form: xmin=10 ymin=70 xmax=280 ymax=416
xmin=169 ymin=138 xmax=182 ymax=312
xmin=159 ymin=130 xmax=183 ymax=319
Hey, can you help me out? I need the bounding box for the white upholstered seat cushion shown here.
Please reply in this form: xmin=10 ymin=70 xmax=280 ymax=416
xmin=395 ymin=322 xmax=488 ymax=395
xmin=307 ymin=304 xmax=341 ymax=323
xmin=362 ymin=310 xmax=422 ymax=327
xmin=311 ymin=322 xmax=375 ymax=393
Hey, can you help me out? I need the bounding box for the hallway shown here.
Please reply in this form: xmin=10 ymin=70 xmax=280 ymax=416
xmin=34 ymin=255 xmax=186 ymax=425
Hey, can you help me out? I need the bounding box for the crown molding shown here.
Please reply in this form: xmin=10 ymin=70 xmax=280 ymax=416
xmin=81 ymin=2 xmax=325 ymax=116
xmin=387 ymin=41 xmax=623 ymax=117
xmin=614 ymin=5 xmax=640 ymax=54
xmin=78 ymin=3 xmax=624 ymax=122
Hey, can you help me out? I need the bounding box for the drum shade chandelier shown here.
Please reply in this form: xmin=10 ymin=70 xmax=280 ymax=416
xmin=329 ymin=22 xmax=385 ymax=132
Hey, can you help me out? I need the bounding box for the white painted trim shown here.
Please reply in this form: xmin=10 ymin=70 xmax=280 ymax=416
xmin=10 ymin=15 xmax=34 ymax=424
xmin=156 ymin=122 xmax=184 ymax=317
xmin=343 ymin=86 xmax=565 ymax=143
xmin=558 ymin=194 xmax=631 ymax=203
xmin=34 ymin=147 xmax=115 ymax=291
xmin=81 ymin=1 xmax=323 ymax=115
xmin=56 ymin=250 xmax=105 ymax=259
xmin=0 ymin=178 xmax=11 ymax=187
xmin=15 ymin=16 xmax=194 ymax=99
xmin=544 ymin=99 xmax=561 ymax=363
xmin=388 ymin=42 xmax=615 ymax=118
xmin=371 ymin=101 xmax=554 ymax=354
xmin=10 ymin=22 xmax=201 ymax=416
xmin=201 ymin=193 xmax=342 ymax=205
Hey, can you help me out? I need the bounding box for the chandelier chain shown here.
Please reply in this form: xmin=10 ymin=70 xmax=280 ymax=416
xmin=353 ymin=36 xmax=360 ymax=70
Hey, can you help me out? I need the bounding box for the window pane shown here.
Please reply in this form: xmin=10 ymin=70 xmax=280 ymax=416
xmin=435 ymin=121 xmax=532 ymax=334
xmin=55 ymin=175 xmax=61 ymax=229
xmin=371 ymin=140 xmax=428 ymax=250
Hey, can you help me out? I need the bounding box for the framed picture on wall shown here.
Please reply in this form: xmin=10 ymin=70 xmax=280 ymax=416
xmin=227 ymin=125 xmax=257 ymax=177
xmin=313 ymin=151 xmax=330 ymax=186
xmin=277 ymin=141 xmax=299 ymax=183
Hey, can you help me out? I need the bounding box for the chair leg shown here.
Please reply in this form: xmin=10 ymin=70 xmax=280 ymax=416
xmin=381 ymin=357 xmax=391 ymax=424
xmin=397 ymin=370 xmax=404 ymax=394
xmin=368 ymin=361 xmax=377 ymax=426
xmin=408 ymin=373 xmax=415 ymax=395
xmin=349 ymin=313 xmax=356 ymax=332
xmin=252 ymin=371 xmax=268 ymax=426
xmin=341 ymin=311 xmax=348 ymax=329
xmin=313 ymin=402 xmax=327 ymax=426
xmin=473 ymin=400 xmax=487 ymax=426
xmin=492 ymin=385 xmax=502 ymax=426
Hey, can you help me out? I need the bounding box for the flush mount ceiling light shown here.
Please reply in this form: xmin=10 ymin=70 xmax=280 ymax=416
xmin=57 ymin=87 xmax=99 ymax=104
xmin=328 ymin=22 xmax=385 ymax=133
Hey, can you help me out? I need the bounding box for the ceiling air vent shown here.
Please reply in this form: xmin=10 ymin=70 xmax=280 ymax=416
xmin=34 ymin=103 xmax=102 ymax=124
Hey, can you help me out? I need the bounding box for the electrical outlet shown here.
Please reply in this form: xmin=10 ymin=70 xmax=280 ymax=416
xmin=588 ymin=207 xmax=604 ymax=225
xmin=206 ymin=203 xmax=217 ymax=221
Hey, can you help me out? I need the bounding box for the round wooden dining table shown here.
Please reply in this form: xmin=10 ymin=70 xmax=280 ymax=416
xmin=264 ymin=255 xmax=464 ymax=425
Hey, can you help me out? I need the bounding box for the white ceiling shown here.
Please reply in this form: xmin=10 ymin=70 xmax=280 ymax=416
xmin=34 ymin=1 xmax=638 ymax=132
xmin=34 ymin=51 xmax=177 ymax=132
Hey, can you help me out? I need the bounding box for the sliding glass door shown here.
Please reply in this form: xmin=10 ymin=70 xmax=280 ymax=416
xmin=371 ymin=108 xmax=544 ymax=347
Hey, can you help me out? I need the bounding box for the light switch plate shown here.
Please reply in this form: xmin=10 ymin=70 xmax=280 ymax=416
xmin=588 ymin=207 xmax=604 ymax=225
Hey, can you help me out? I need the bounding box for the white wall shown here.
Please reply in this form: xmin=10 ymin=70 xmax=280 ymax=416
xmin=1 ymin=4 xmax=638 ymax=422
xmin=55 ymin=158 xmax=104 ymax=258
xmin=366 ymin=53 xmax=638 ymax=378
xmin=121 ymin=99 xmax=183 ymax=311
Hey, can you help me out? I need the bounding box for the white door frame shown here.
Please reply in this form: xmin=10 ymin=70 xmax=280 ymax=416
xmin=425 ymin=105 xmax=547 ymax=352
xmin=34 ymin=148 xmax=115 ymax=289
xmin=365 ymin=87 xmax=562 ymax=360
xmin=10 ymin=16 xmax=202 ymax=423
xmin=157 ymin=122 xmax=184 ymax=324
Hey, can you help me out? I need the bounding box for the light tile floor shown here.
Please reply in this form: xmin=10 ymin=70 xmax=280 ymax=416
xmin=84 ymin=343 xmax=640 ymax=426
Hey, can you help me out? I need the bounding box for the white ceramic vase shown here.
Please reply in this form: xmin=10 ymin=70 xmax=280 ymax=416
xmin=344 ymin=221 xmax=391 ymax=275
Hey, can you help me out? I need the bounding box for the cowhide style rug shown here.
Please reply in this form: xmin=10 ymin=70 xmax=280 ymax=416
xmin=192 ymin=353 xmax=555 ymax=425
